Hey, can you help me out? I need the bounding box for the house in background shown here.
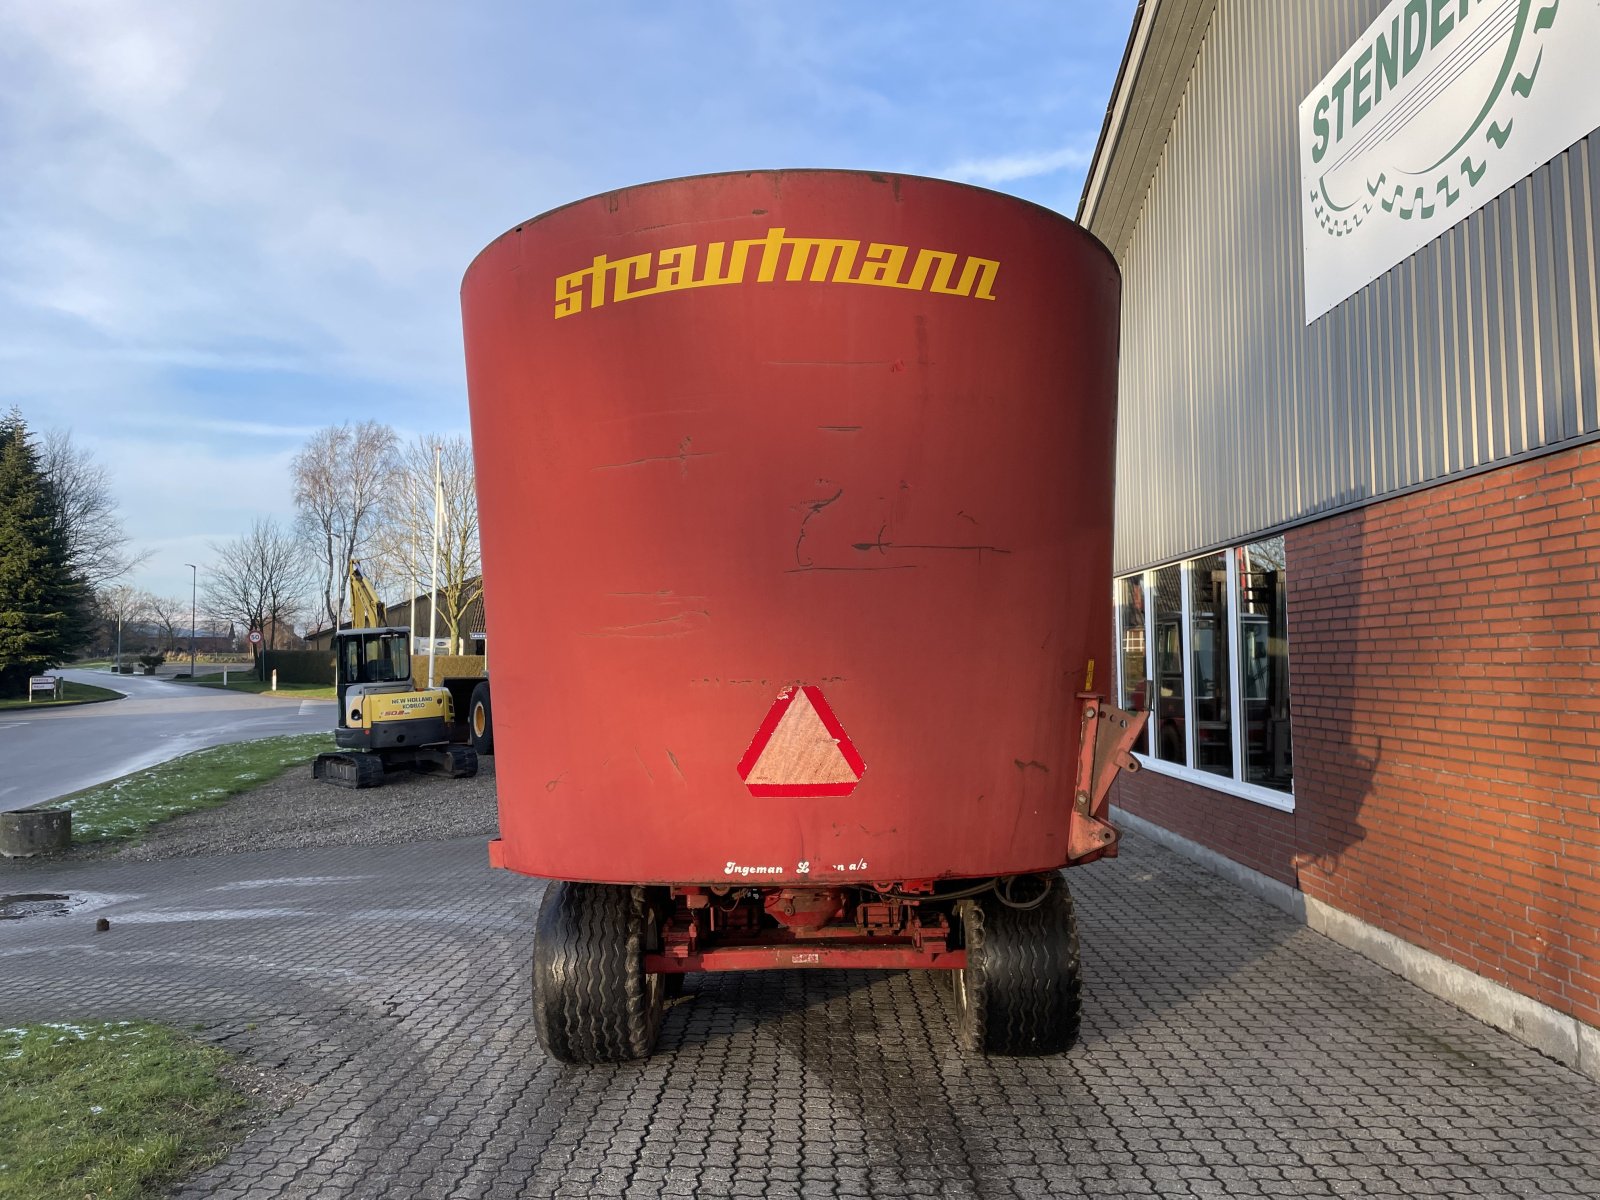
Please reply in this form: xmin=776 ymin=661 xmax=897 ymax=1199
xmin=304 ymin=578 xmax=486 ymax=658
xmin=387 ymin=584 xmax=486 ymax=657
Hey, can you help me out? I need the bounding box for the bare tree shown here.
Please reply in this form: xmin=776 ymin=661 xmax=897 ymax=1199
xmin=97 ymin=584 xmax=153 ymax=666
xmin=371 ymin=434 xmax=482 ymax=651
xmin=40 ymin=428 xmax=148 ymax=588
xmin=201 ymin=518 xmax=309 ymax=662
xmin=292 ymin=421 xmax=398 ymax=635
xmin=145 ymin=594 xmax=190 ymax=654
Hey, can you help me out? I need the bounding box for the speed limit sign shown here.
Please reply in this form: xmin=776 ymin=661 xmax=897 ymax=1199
xmin=248 ymin=630 xmax=262 ymax=645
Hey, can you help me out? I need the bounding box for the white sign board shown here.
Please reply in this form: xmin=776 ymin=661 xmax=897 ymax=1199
xmin=1299 ymin=0 xmax=1600 ymax=323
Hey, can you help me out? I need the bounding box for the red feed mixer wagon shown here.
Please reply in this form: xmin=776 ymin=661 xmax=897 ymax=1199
xmin=460 ymin=170 xmax=1146 ymax=1064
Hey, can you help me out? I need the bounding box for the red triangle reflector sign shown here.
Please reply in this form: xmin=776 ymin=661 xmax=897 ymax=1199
xmin=737 ymin=685 xmax=866 ymax=797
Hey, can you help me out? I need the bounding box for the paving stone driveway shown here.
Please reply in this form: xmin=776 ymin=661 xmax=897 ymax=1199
xmin=2 ymin=831 xmax=1597 ymax=1199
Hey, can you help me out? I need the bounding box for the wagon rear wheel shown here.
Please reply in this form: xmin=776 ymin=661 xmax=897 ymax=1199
xmin=532 ymin=882 xmax=666 ymax=1063
xmin=952 ymin=874 xmax=1082 ymax=1055
xmin=468 ymin=682 xmax=494 ymax=756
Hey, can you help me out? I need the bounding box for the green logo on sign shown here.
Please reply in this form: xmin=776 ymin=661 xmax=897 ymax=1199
xmin=1308 ymin=0 xmax=1559 ymax=239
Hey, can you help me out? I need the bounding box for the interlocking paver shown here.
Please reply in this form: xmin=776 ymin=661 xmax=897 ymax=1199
xmin=2 ymin=830 xmax=1598 ymax=1198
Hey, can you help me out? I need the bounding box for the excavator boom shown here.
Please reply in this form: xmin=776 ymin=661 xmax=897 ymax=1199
xmin=349 ymin=560 xmax=388 ymax=629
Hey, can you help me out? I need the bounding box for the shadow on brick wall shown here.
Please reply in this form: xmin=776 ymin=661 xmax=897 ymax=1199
xmin=1288 ymin=489 xmax=1381 ymax=896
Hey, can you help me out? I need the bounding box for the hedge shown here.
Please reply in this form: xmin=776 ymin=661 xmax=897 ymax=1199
xmin=258 ymin=650 xmax=485 ymax=686
xmin=259 ymin=650 xmax=335 ymax=685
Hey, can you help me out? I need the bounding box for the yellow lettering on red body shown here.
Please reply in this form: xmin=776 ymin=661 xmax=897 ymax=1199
xmin=551 ymin=228 xmax=999 ymax=318
xmin=783 ymin=236 xmax=861 ymax=282
xmin=653 ymin=245 xmax=697 ymax=291
xmin=852 ymin=243 xmax=909 ymax=287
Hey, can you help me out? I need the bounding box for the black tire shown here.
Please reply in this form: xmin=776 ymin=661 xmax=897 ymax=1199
xmin=468 ymin=683 xmax=494 ymax=756
xmin=952 ymin=874 xmax=1082 ymax=1056
xmin=532 ymin=883 xmax=666 ymax=1064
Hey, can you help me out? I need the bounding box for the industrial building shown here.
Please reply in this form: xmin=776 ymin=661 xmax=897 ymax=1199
xmin=1081 ymin=0 xmax=1599 ymax=1078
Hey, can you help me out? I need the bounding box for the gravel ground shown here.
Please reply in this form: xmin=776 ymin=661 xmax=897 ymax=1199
xmin=106 ymin=755 xmax=498 ymax=863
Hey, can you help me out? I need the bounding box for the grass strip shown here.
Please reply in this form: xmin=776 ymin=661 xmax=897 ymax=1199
xmin=0 ymin=681 xmax=123 ymax=711
xmin=45 ymin=733 xmax=335 ymax=845
xmin=0 ymin=1021 xmax=247 ymax=1200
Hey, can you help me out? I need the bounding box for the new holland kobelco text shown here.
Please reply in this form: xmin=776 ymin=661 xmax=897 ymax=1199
xmin=553 ymin=227 xmax=1000 ymax=319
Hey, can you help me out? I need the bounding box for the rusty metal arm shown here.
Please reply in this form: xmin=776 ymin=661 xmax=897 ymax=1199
xmin=1066 ymin=692 xmax=1149 ymax=862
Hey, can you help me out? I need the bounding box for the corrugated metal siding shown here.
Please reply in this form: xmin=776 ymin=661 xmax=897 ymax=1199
xmin=1113 ymin=0 xmax=1600 ymax=572
xmin=388 ymin=582 xmax=486 ymax=642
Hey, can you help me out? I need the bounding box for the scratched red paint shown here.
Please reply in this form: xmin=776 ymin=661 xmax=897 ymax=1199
xmin=461 ymin=170 xmax=1121 ymax=886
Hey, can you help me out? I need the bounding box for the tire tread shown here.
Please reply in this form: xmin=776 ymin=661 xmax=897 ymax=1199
xmin=954 ymin=876 xmax=1082 ymax=1056
xmin=532 ymin=883 xmax=662 ymax=1063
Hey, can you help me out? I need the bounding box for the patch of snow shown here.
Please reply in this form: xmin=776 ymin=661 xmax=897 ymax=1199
xmin=212 ymin=876 xmax=374 ymax=892
xmin=114 ymin=908 xmax=310 ymax=924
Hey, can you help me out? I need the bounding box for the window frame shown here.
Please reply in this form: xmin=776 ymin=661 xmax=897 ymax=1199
xmin=1114 ymin=547 xmax=1295 ymax=813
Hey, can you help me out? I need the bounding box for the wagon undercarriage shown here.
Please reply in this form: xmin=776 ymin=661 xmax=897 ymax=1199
xmin=533 ymin=873 xmax=1087 ymax=1064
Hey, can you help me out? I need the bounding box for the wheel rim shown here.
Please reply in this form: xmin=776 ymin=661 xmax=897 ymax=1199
xmin=472 ymin=702 xmax=486 ymax=737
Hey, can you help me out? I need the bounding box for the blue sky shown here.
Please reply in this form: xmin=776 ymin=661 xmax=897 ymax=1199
xmin=1 ymin=1 xmax=1136 ymax=602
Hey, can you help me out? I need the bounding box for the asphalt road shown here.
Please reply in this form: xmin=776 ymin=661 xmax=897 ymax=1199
xmin=1 ymin=668 xmax=334 ymax=812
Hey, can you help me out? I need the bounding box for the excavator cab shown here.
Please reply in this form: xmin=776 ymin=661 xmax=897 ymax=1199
xmin=333 ymin=628 xmax=414 ymax=728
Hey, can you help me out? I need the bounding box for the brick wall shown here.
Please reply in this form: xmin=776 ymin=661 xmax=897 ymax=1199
xmin=1114 ymin=439 xmax=1600 ymax=1029
xmin=1111 ymin=768 xmax=1299 ymax=886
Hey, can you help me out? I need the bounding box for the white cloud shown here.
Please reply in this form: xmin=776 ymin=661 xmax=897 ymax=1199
xmin=0 ymin=0 xmax=1137 ymax=600
xmin=101 ymin=439 xmax=302 ymax=597
xmin=943 ymin=145 xmax=1095 ymax=186
xmin=154 ymin=418 xmax=326 ymax=440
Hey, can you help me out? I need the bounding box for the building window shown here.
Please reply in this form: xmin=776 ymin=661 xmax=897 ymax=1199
xmin=1115 ymin=575 xmax=1148 ymax=753
xmin=1151 ymin=562 xmax=1185 ymax=765
xmin=1114 ymin=538 xmax=1293 ymax=805
xmin=1237 ymin=537 xmax=1292 ymax=791
xmin=1189 ymin=551 xmax=1233 ymax=777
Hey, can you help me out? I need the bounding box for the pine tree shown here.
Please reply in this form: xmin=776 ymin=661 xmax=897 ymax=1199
xmin=0 ymin=409 xmax=92 ymax=696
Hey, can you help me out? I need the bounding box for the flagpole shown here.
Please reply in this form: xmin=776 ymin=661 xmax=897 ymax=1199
xmin=427 ymin=443 xmax=442 ymax=688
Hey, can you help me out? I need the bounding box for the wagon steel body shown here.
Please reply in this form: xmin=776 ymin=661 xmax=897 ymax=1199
xmin=461 ymin=170 xmax=1144 ymax=1061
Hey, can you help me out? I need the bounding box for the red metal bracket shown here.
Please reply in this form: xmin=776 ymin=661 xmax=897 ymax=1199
xmin=1068 ymin=693 xmax=1149 ymax=863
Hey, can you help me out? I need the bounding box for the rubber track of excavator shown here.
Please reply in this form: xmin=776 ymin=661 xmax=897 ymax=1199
xmin=416 ymin=744 xmax=478 ymax=778
xmin=313 ymin=752 xmax=386 ymax=789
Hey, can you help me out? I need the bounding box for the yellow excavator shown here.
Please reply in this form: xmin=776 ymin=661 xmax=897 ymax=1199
xmin=312 ymin=560 xmax=478 ymax=788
